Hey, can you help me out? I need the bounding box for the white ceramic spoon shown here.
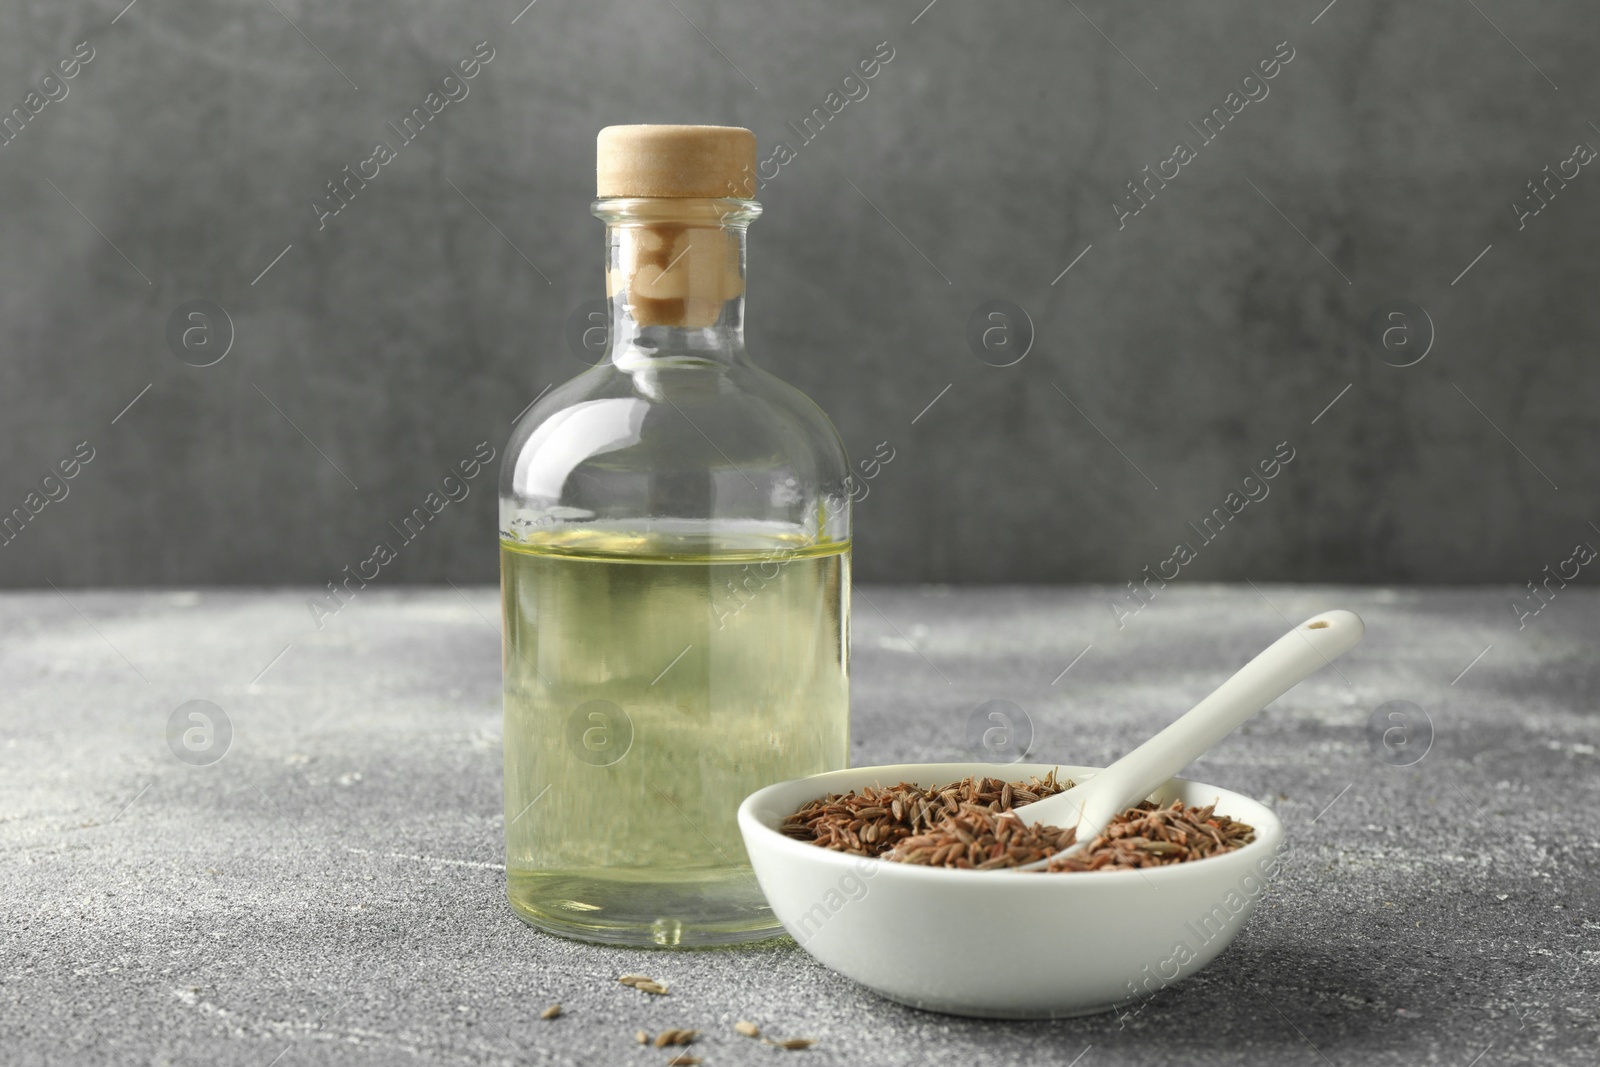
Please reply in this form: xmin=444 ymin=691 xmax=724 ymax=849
xmin=1011 ymin=609 xmax=1364 ymax=866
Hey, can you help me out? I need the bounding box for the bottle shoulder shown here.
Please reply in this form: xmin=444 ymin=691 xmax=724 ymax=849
xmin=500 ymin=360 xmax=850 ymax=539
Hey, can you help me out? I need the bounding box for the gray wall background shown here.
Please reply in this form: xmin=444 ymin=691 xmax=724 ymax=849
xmin=2 ymin=0 xmax=1595 ymax=588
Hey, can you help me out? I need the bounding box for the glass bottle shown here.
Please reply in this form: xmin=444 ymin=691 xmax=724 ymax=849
xmin=499 ymin=126 xmax=851 ymax=947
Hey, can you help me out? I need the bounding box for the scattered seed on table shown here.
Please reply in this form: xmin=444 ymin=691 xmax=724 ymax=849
xmin=539 ymin=1004 xmax=561 ymax=1020
xmin=618 ymin=974 xmax=669 ymax=994
xmin=654 ymin=1029 xmax=697 ymax=1047
xmin=635 ymin=1030 xmax=649 ymax=1045
xmin=734 ymin=1020 xmax=761 ymax=1038
xmin=767 ymin=1036 xmax=816 ymax=1050
xmin=665 ymin=1056 xmax=702 ymax=1066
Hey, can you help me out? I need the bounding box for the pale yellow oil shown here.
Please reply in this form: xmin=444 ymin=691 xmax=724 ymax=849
xmin=501 ymin=527 xmax=849 ymax=947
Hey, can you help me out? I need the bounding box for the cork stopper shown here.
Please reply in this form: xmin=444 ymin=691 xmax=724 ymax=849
xmin=597 ymin=125 xmax=757 ymax=199
xmin=597 ymin=126 xmax=757 ymax=329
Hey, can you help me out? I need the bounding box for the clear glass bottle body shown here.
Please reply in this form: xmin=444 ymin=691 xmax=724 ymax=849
xmin=500 ymin=197 xmax=851 ymax=947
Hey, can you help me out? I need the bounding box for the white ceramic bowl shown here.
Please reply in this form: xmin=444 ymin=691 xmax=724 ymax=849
xmin=739 ymin=762 xmax=1285 ymax=1019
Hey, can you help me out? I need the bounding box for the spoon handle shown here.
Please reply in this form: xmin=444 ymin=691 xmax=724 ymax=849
xmin=1055 ymin=609 xmax=1364 ymax=835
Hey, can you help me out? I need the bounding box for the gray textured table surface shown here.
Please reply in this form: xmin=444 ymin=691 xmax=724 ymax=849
xmin=2 ymin=586 xmax=1596 ymax=1066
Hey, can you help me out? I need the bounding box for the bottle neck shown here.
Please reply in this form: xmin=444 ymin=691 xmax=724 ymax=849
xmin=595 ymin=197 xmax=759 ymax=367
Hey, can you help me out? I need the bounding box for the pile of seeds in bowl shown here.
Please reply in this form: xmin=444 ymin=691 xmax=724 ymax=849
xmin=891 ymin=803 xmax=1077 ymax=869
xmin=780 ymin=771 xmax=1071 ymax=862
xmin=1043 ymin=798 xmax=1255 ymax=872
xmin=780 ymin=772 xmax=1254 ymax=873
